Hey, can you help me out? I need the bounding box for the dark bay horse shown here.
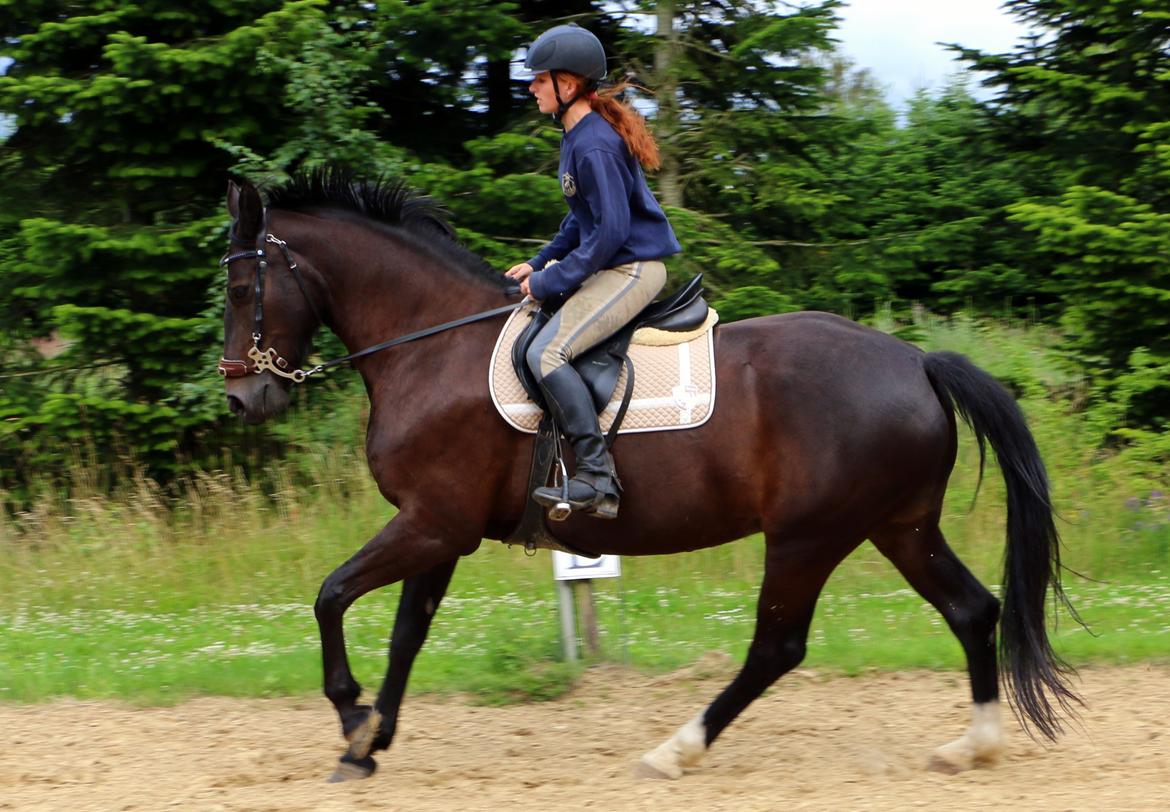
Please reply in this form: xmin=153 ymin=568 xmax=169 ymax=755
xmin=219 ymin=170 xmax=1078 ymax=782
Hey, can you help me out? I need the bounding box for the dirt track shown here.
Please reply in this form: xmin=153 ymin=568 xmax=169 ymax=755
xmin=1 ymin=661 xmax=1167 ymax=811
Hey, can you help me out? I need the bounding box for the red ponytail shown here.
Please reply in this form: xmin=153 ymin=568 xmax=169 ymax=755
xmin=562 ymin=74 xmax=662 ymax=171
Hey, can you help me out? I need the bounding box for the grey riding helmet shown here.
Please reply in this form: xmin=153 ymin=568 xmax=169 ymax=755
xmin=524 ymin=24 xmax=607 ymax=83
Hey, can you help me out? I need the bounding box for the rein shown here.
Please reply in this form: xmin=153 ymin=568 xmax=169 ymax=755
xmin=219 ymin=231 xmax=522 ymax=384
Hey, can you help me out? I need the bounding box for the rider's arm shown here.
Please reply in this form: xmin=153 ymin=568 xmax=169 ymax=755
xmin=527 ymin=212 xmax=580 ymax=272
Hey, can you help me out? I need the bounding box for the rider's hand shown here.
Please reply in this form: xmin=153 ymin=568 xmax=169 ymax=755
xmin=520 ymin=277 xmax=533 ymax=298
xmin=505 ymin=262 xmax=534 ymax=281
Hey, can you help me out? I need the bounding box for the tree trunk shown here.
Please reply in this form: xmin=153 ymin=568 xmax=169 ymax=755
xmin=655 ymin=0 xmax=682 ymax=208
xmin=485 ymin=57 xmax=513 ymax=133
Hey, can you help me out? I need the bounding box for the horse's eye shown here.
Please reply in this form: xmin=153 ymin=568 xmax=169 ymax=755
xmin=230 ymin=285 xmax=250 ymax=302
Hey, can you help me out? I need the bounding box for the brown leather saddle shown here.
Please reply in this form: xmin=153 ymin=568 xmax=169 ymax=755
xmin=504 ymin=274 xmax=709 ymax=555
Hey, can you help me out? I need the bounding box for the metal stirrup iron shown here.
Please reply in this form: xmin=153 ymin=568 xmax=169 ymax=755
xmin=547 ymin=427 xmax=572 ymax=522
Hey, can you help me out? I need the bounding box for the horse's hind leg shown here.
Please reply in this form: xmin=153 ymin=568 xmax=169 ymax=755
xmin=639 ymin=535 xmax=852 ymax=779
xmin=870 ymin=521 xmax=1004 ymax=772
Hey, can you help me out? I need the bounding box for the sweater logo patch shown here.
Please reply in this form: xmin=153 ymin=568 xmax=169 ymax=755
xmin=561 ymin=172 xmax=577 ymax=197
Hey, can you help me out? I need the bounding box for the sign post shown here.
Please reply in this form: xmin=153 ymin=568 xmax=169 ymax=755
xmin=551 ymin=552 xmax=622 ymax=661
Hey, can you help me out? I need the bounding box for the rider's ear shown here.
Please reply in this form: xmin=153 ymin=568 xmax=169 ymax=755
xmin=236 ymin=181 xmax=264 ymax=240
xmin=226 ymin=180 xmax=240 ymax=219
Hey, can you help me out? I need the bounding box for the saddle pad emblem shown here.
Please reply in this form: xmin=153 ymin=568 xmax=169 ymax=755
xmin=488 ymin=304 xmax=718 ymax=435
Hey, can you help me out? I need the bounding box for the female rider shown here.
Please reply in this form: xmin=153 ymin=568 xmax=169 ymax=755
xmin=506 ymin=24 xmax=681 ymax=519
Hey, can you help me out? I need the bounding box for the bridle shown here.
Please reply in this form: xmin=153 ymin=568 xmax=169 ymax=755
xmin=218 ymin=223 xmax=522 ymax=384
xmin=219 ymin=227 xmax=325 ymax=383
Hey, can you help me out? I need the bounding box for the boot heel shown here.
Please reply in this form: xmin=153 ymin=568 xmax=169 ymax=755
xmin=587 ymin=494 xmax=620 ymax=520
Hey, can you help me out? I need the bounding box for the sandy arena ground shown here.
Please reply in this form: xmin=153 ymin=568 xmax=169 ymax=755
xmin=1 ymin=660 xmax=1166 ymax=811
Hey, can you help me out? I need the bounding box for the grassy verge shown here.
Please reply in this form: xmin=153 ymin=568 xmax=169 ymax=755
xmin=2 ymin=501 xmax=1168 ymax=706
xmin=1 ymin=543 xmax=1166 ymax=705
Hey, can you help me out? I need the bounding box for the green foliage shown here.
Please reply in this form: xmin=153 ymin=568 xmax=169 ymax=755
xmin=0 ymin=2 xmax=382 ymax=492
xmin=957 ymin=0 xmax=1170 ymax=427
xmin=1009 ymin=186 xmax=1170 ymax=425
xmin=802 ymin=80 xmax=1052 ymax=315
xmin=213 ymin=10 xmax=399 ymax=181
xmin=660 ymin=205 xmax=781 ymax=293
xmin=712 ymin=286 xmax=799 ymax=321
xmin=959 ymin=0 xmax=1170 ymax=198
xmin=652 ymin=2 xmax=844 ymax=228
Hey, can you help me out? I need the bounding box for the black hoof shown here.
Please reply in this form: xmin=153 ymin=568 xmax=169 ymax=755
xmin=327 ymin=753 xmax=377 ymax=783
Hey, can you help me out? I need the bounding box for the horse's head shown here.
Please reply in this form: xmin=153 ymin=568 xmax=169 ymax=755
xmin=219 ymin=180 xmax=321 ymax=424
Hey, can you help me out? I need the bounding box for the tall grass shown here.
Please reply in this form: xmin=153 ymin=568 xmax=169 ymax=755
xmin=1 ymin=315 xmax=1167 ymax=705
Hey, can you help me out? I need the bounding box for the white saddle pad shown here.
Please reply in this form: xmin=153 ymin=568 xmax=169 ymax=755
xmin=488 ymin=302 xmax=718 ymax=435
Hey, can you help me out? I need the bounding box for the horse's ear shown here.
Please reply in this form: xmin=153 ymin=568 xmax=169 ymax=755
xmin=235 ymin=181 xmax=264 ymax=241
xmin=226 ymin=180 xmax=240 ymax=219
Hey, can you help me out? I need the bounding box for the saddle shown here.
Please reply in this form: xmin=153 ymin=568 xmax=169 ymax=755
xmin=503 ymin=275 xmax=710 ymax=556
xmin=510 ymin=273 xmax=709 ymax=417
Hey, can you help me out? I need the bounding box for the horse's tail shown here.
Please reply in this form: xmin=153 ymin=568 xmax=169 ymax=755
xmin=923 ymin=350 xmax=1080 ymax=741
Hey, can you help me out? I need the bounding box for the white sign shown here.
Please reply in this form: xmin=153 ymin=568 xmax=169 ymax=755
xmin=552 ymin=551 xmax=621 ymax=581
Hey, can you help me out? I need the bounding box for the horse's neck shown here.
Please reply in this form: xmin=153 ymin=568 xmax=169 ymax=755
xmin=296 ymin=218 xmax=505 ymax=359
xmin=275 ymin=213 xmax=513 ymax=481
xmin=304 ymin=221 xmax=508 ymax=446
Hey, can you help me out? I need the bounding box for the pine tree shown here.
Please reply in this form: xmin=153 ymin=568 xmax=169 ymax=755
xmin=0 ymin=1 xmax=371 ymax=483
xmin=960 ymin=0 xmax=1170 ymax=427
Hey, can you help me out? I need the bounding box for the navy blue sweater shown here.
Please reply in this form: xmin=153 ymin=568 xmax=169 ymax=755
xmin=527 ymin=112 xmax=680 ymax=300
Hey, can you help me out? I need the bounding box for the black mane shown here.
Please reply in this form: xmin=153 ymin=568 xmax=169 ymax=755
xmin=261 ymin=166 xmax=507 ymax=288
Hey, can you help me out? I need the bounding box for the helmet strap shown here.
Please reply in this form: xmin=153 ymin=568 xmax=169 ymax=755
xmin=550 ymin=71 xmax=597 ymax=127
xmin=551 ymin=71 xmax=576 ymax=126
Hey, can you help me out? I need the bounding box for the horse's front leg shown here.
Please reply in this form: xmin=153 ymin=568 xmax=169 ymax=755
xmin=334 ymin=558 xmax=459 ymax=780
xmin=313 ymin=512 xmax=472 ymax=781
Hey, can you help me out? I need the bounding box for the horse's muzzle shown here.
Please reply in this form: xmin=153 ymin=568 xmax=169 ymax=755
xmin=224 ymin=376 xmax=291 ymax=424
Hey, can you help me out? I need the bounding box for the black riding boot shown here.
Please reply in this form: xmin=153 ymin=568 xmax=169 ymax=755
xmin=532 ymin=365 xmax=621 ymax=519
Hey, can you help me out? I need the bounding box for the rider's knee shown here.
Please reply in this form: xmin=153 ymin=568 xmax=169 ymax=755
xmin=526 ymin=341 xmax=567 ymax=382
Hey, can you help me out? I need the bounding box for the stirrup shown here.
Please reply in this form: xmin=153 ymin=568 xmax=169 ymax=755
xmin=543 ymin=442 xmax=574 ymax=521
xmin=533 ymin=482 xmax=619 ymax=521
xmin=533 ymin=469 xmax=619 ymax=521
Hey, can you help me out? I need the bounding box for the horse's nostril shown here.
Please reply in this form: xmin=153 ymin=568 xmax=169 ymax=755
xmin=227 ymin=395 xmax=245 ymax=416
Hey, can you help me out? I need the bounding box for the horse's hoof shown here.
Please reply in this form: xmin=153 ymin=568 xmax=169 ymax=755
xmin=327 ymin=754 xmax=377 ymax=783
xmin=928 ymin=734 xmax=1001 ymax=774
xmin=633 ymin=756 xmax=682 ymax=780
xmin=343 ymin=708 xmax=383 ymax=760
xmin=927 ymin=753 xmax=965 ymax=774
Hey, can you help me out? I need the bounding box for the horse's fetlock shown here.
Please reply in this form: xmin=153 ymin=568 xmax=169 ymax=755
xmin=371 ymin=730 xmax=393 ymax=753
